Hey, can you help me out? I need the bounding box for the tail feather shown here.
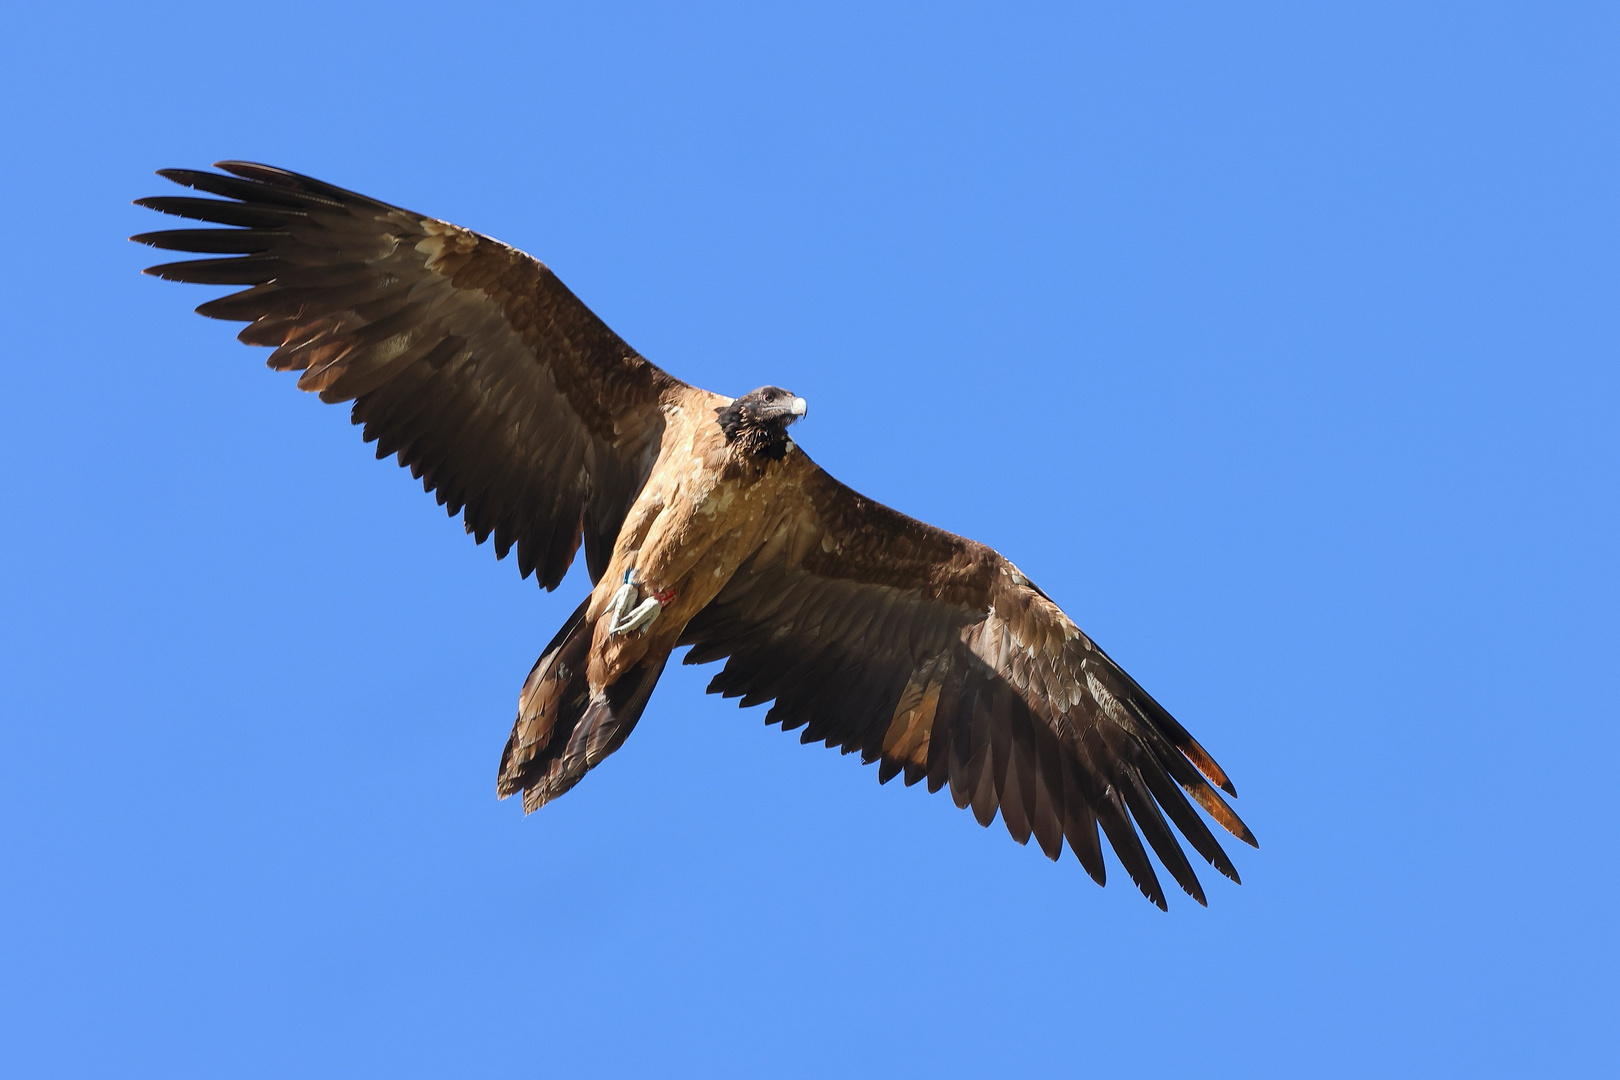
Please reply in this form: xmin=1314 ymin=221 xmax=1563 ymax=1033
xmin=497 ymin=598 xmax=668 ymax=812
xmin=497 ymin=598 xmax=591 ymax=796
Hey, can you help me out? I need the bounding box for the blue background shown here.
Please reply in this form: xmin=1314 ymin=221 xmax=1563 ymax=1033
xmin=2 ymin=2 xmax=1615 ymax=1076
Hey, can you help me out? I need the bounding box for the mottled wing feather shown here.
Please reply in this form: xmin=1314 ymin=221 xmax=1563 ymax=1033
xmin=134 ymin=161 xmax=686 ymax=588
xmin=680 ymin=465 xmax=1255 ymax=908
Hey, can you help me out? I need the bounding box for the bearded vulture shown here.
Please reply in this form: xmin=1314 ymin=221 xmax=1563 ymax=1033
xmin=134 ymin=162 xmax=1256 ymax=908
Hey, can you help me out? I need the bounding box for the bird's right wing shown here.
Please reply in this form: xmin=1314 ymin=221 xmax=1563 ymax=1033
xmin=135 ymin=161 xmax=688 ymax=588
xmin=680 ymin=464 xmax=1255 ymax=908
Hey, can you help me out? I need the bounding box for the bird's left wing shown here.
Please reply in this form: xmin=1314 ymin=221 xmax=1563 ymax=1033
xmin=678 ymin=464 xmax=1255 ymax=908
xmin=135 ymin=162 xmax=687 ymax=588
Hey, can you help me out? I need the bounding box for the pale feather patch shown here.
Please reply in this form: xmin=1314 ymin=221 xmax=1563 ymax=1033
xmin=1085 ymin=671 xmax=1128 ymax=724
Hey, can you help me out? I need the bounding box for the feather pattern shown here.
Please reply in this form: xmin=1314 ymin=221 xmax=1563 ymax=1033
xmin=138 ymin=162 xmax=1256 ymax=909
xmin=680 ymin=466 xmax=1256 ymax=909
xmin=134 ymin=162 xmax=681 ymax=589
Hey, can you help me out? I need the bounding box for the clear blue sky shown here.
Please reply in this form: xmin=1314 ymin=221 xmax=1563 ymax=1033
xmin=2 ymin=2 xmax=1615 ymax=1077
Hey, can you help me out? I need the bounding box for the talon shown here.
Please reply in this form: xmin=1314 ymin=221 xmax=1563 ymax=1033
xmin=606 ymin=579 xmax=638 ymax=630
xmin=611 ymin=596 xmax=662 ymax=635
xmin=606 ymin=566 xmax=672 ymax=636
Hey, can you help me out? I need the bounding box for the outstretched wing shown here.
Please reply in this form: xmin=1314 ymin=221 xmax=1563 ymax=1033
xmin=679 ymin=465 xmax=1256 ymax=909
xmin=134 ymin=161 xmax=685 ymax=588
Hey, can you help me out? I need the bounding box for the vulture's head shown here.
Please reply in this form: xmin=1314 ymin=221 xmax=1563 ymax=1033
xmin=716 ymin=386 xmax=807 ymax=460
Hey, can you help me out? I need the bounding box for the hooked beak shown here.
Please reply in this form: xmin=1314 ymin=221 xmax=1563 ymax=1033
xmin=789 ymin=396 xmax=807 ymax=422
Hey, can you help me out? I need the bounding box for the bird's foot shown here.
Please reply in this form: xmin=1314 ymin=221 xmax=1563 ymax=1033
xmin=610 ymin=596 xmax=662 ymax=635
xmin=606 ymin=569 xmax=639 ymax=631
xmin=607 ymin=569 xmax=675 ymax=636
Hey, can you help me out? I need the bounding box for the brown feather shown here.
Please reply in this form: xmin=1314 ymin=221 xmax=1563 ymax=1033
xmin=675 ymin=461 xmax=1254 ymax=906
xmin=139 ymin=162 xmax=1253 ymax=910
xmin=135 ymin=161 xmax=682 ymax=591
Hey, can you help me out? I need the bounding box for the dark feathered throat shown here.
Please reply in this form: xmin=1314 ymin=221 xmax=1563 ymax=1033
xmin=716 ymin=401 xmax=792 ymax=462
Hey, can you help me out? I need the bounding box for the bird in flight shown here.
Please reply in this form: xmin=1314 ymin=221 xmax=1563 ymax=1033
xmin=135 ymin=163 xmax=1255 ymax=909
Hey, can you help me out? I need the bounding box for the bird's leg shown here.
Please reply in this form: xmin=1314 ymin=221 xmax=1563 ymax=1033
xmin=608 ymin=569 xmax=675 ymax=636
xmin=610 ymin=587 xmax=676 ymax=636
xmin=606 ymin=567 xmax=639 ymax=631
xmin=611 ymin=596 xmax=662 ymax=635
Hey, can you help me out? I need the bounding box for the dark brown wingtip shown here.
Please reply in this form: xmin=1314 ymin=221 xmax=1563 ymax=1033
xmin=1074 ymin=851 xmax=1106 ymax=888
xmin=154 ymin=167 xmax=200 ymax=186
xmin=213 ymin=160 xmax=389 ymax=211
xmin=1121 ymin=858 xmax=1167 ymax=911
xmin=214 ymin=161 xmax=289 ymax=184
